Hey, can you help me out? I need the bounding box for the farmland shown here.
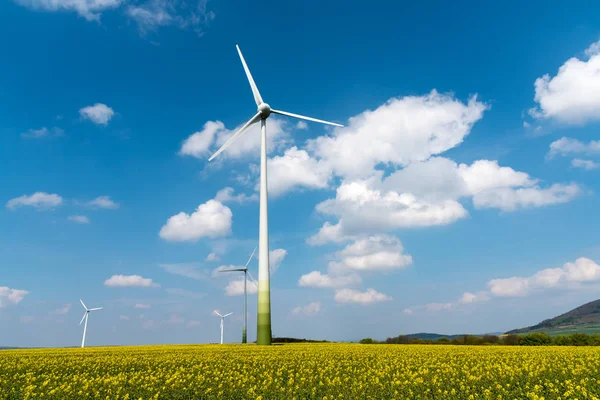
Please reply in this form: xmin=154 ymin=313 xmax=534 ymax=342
xmin=2 ymin=344 xmax=600 ymax=399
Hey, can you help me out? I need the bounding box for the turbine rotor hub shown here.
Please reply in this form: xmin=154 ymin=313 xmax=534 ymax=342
xmin=258 ymin=103 xmax=271 ymax=119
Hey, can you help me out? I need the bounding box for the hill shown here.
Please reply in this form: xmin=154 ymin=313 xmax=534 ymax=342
xmin=507 ymin=299 xmax=600 ymax=335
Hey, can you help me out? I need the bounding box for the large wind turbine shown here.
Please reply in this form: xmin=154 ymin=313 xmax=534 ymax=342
xmin=219 ymin=246 xmax=258 ymax=344
xmin=213 ymin=310 xmax=233 ymax=345
xmin=209 ymin=44 xmax=343 ymax=345
xmin=79 ymin=299 xmax=102 ymax=348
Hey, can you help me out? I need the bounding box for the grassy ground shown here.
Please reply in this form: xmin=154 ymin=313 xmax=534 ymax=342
xmin=2 ymin=344 xmax=600 ymax=399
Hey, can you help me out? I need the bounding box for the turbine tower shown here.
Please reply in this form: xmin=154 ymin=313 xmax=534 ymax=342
xmin=209 ymin=44 xmax=343 ymax=345
xmin=219 ymin=246 xmax=258 ymax=343
xmin=213 ymin=310 xmax=233 ymax=345
xmin=79 ymin=299 xmax=102 ymax=348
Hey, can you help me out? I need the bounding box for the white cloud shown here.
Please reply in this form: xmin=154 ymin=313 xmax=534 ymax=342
xmin=214 ymin=187 xmax=257 ymax=204
xmin=548 ymin=137 xmax=600 ymax=158
xmin=179 ymin=121 xmax=224 ymax=158
xmin=104 ymin=275 xmax=159 ymax=288
xmin=306 ymin=222 xmax=349 ymax=246
xmin=307 ymin=90 xmax=487 ymax=179
xmin=269 ymin=249 xmax=287 ymax=275
xmin=472 ymin=183 xmax=581 ymax=212
xmin=205 ymin=252 xmax=219 ymax=261
xmin=298 ymin=271 xmax=362 ymax=288
xmin=159 ymin=199 xmax=232 ymax=242
xmin=292 ymin=302 xmax=321 ymax=316
xmin=86 ymin=196 xmax=119 ymax=209
xmin=334 ymin=288 xmax=392 ymax=304
xmin=179 ymin=117 xmax=289 ymax=160
xmin=311 ymin=157 xmax=580 ymax=242
xmin=134 ymin=303 xmax=151 ymax=309
xmin=15 ymin=0 xmax=121 ymax=21
xmin=572 ymin=159 xmax=600 ymax=170
xmin=68 ymin=215 xmax=90 ymax=224
xmin=21 ymin=127 xmax=64 ymax=139
xmin=120 ymin=315 xmax=130 ymax=320
xmin=79 ymin=103 xmax=115 ymax=126
xmin=296 ymin=121 xmax=308 ymax=130
xmin=159 ymin=263 xmax=207 ymax=280
xmin=126 ymin=0 xmax=215 ymax=36
xmin=425 ymin=302 xmax=454 ymax=312
xmin=267 ymin=147 xmax=331 ymax=196
xmin=49 ymin=304 xmax=72 ymax=315
xmin=6 ymin=192 xmax=63 ymax=210
xmin=530 ymin=40 xmax=600 ymax=124
xmin=459 ymin=291 xmax=489 ymax=304
xmin=328 ymin=235 xmax=412 ymax=273
xmin=0 ymin=287 xmax=29 ymax=308
xmin=225 ymin=278 xmax=258 ymax=296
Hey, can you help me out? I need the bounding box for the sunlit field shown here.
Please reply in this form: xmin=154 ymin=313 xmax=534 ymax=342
xmin=2 ymin=344 xmax=600 ymax=399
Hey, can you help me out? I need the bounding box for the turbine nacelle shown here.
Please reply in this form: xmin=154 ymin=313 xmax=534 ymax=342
xmin=258 ymin=103 xmax=271 ymax=119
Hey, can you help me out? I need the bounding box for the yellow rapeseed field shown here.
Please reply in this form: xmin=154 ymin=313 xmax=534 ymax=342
xmin=1 ymin=344 xmax=600 ymax=399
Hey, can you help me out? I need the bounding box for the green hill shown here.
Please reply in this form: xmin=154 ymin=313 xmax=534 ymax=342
xmin=507 ymin=299 xmax=600 ymax=336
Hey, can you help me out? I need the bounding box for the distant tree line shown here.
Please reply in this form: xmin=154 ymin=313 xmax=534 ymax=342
xmin=251 ymin=337 xmax=330 ymax=344
xmin=359 ymin=333 xmax=600 ymax=346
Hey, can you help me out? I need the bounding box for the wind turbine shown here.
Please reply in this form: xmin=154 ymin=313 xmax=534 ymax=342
xmin=219 ymin=246 xmax=258 ymax=344
xmin=79 ymin=299 xmax=102 ymax=348
xmin=213 ymin=310 xmax=233 ymax=345
xmin=209 ymin=44 xmax=343 ymax=345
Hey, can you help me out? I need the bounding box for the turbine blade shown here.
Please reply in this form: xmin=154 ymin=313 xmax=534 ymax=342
xmin=89 ymin=307 xmax=103 ymax=311
xmin=247 ymin=271 xmax=258 ymax=288
xmin=79 ymin=312 xmax=87 ymax=325
xmin=219 ymin=268 xmax=246 ymax=272
xmin=80 ymin=299 xmax=87 ymax=310
xmin=236 ymin=44 xmax=263 ymax=106
xmin=244 ymin=246 xmax=257 ymax=268
xmin=213 ymin=310 xmax=223 ymax=317
xmin=271 ymin=109 xmax=344 ymax=127
xmin=224 ymin=312 xmax=233 ymax=317
xmin=208 ymin=113 xmax=261 ymax=161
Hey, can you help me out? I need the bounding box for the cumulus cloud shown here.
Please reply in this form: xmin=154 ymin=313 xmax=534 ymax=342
xmin=269 ymin=249 xmax=287 ymax=275
xmin=548 ymin=137 xmax=600 ymax=158
xmin=0 ymin=287 xmax=29 ymax=308
xmin=179 ymin=117 xmax=289 ymax=160
xmin=15 ymin=0 xmax=121 ymax=21
xmin=6 ymin=192 xmax=62 ymax=210
xmin=205 ymin=252 xmax=219 ymax=261
xmin=21 ymin=127 xmax=64 ymax=139
xmin=334 ymin=288 xmax=392 ymax=304
xmin=310 ymin=158 xmax=580 ymax=242
xmin=68 ymin=215 xmax=90 ymax=224
xmin=292 ymin=302 xmax=321 ymax=316
xmin=529 ymin=39 xmax=600 ymax=124
xmin=328 ymin=235 xmax=412 ymax=273
xmin=85 ymin=196 xmax=119 ymax=209
xmin=214 ymin=187 xmax=257 ymax=204
xmin=225 ymin=278 xmax=258 ymax=296
xmin=79 ymin=103 xmax=115 ymax=125
xmin=572 ymin=159 xmax=600 ymax=170
xmin=104 ymin=274 xmax=159 ymax=288
xmin=307 ymin=90 xmax=487 ymax=179
xmin=407 ymin=257 xmax=600 ymax=314
xmin=298 ymin=271 xmax=362 ymax=288
xmin=267 ymin=147 xmax=332 ymax=196
xmin=159 ymin=199 xmax=232 ymax=242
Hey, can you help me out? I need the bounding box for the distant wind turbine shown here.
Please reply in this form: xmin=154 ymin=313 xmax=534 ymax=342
xmin=79 ymin=299 xmax=102 ymax=348
xmin=219 ymin=246 xmax=258 ymax=343
xmin=209 ymin=44 xmax=343 ymax=345
xmin=213 ymin=310 xmax=233 ymax=345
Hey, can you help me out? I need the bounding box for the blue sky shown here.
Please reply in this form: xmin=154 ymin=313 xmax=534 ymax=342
xmin=1 ymin=0 xmax=600 ymax=347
